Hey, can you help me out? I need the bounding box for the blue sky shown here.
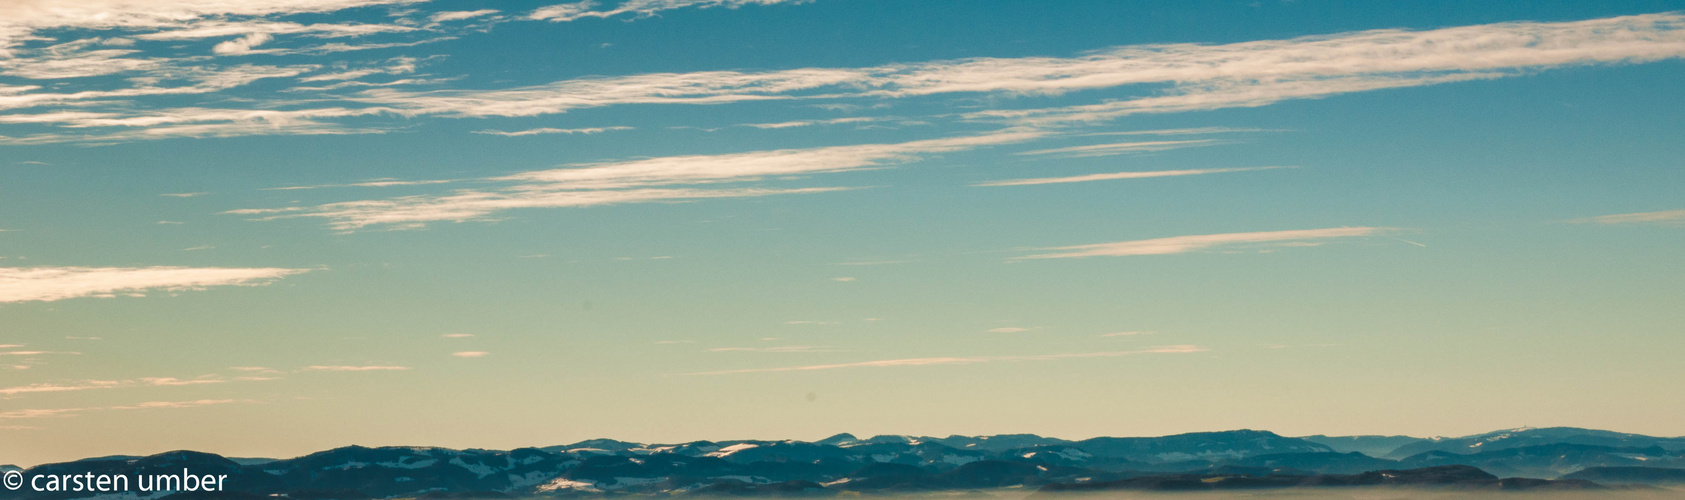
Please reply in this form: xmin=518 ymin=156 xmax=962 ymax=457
xmin=2 ymin=0 xmax=1684 ymax=467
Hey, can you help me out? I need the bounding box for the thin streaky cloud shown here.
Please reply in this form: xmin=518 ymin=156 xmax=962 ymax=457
xmin=259 ymin=187 xmax=853 ymax=232
xmin=161 ymin=192 xmax=208 ymax=198
xmin=265 ymin=179 xmax=457 ymax=191
xmin=977 ymin=166 xmax=1289 ymax=187
xmin=8 ymin=14 xmax=1685 ymax=143
xmin=0 ymin=374 xmax=261 ymax=396
xmin=707 ymin=346 xmax=837 ymax=353
xmin=0 ymin=399 xmax=238 ymax=420
xmin=1015 ymin=139 xmax=1217 ymax=157
xmin=473 ymin=126 xmax=633 ymax=136
xmin=0 ymin=380 xmax=127 ymax=396
xmin=451 ymin=351 xmax=489 ymax=358
xmin=1083 ymin=127 xmax=1284 ymax=136
xmin=738 ymin=117 xmax=878 ymax=129
xmin=241 ymin=130 xmax=1040 ymax=231
xmin=1016 ymin=227 xmax=1394 ymax=260
xmin=1100 ymin=331 xmax=1154 ymax=337
xmin=0 ymin=266 xmax=311 ymax=303
xmin=1568 ymin=209 xmax=1685 ymax=225
xmin=430 ymin=10 xmax=500 ymax=23
xmin=528 ymin=0 xmax=806 ymax=23
xmin=299 ymin=365 xmax=412 ymax=371
xmin=495 ymin=130 xmax=1043 ymax=189
xmin=693 ymin=345 xmax=1207 ymax=375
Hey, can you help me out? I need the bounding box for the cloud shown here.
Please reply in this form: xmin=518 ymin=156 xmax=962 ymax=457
xmin=300 ymin=365 xmax=411 ymax=371
xmin=240 ymin=130 xmax=1040 ymax=230
xmin=528 ymin=0 xmax=802 ymax=23
xmin=0 ymin=374 xmax=254 ymax=396
xmin=831 ymin=277 xmax=855 ymax=282
xmin=1016 ymin=227 xmax=1393 ymax=259
xmin=371 ymin=13 xmax=1685 ymax=121
xmin=1100 ymin=331 xmax=1153 ymax=337
xmin=0 ymin=266 xmax=312 ymax=303
xmin=0 ymin=380 xmax=127 ymax=396
xmin=473 ymin=126 xmax=633 ymax=136
xmin=135 ymin=20 xmax=414 ymax=42
xmin=441 ymin=333 xmax=474 ymax=338
xmin=451 ymin=351 xmax=488 ymax=358
xmin=738 ymin=117 xmax=878 ymax=129
xmin=694 ymin=345 xmax=1206 ymax=375
xmin=986 ymin=327 xmax=1033 ymax=333
xmin=1568 ymin=209 xmax=1685 ymax=225
xmin=707 ymin=345 xmax=836 ymax=353
xmin=8 ymin=13 xmax=1685 ymax=144
xmin=161 ymin=192 xmax=208 ymax=198
xmin=1015 ymin=139 xmax=1217 ymax=157
xmin=978 ymin=166 xmax=1288 ymax=187
xmin=430 ymin=10 xmax=500 ymax=23
xmin=211 ymin=33 xmax=273 ymax=55
xmin=265 ymin=178 xmax=456 ymax=191
xmin=0 ymin=399 xmax=237 ymax=420
xmin=1085 ymin=127 xmax=1283 ymax=136
xmin=492 ymin=130 xmax=1040 ymax=188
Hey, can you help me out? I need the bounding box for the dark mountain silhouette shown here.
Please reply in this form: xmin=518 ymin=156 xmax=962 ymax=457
xmin=1298 ymin=434 xmax=1427 ymax=457
xmin=1561 ymin=466 xmax=1685 ymax=485
xmin=1072 ymin=430 xmax=1332 ymax=463
xmin=1034 ymin=465 xmax=1604 ymax=494
xmin=1397 ymin=443 xmax=1685 ymax=478
xmin=1385 ymin=427 xmax=1685 ymax=458
xmin=5 ymin=428 xmax=1682 ymax=499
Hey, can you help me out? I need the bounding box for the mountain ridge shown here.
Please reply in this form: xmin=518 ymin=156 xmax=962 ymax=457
xmin=5 ymin=428 xmax=1682 ymax=499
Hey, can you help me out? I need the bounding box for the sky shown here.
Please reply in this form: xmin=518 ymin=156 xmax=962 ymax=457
xmin=2 ymin=0 xmax=1684 ymax=467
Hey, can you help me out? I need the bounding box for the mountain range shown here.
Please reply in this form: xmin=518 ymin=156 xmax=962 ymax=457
xmin=3 ymin=427 xmax=1682 ymax=499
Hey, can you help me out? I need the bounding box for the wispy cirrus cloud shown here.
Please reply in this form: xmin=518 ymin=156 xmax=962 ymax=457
xmin=235 ymin=129 xmax=1042 ymax=230
xmin=0 ymin=375 xmax=255 ymax=397
xmin=1568 ymin=209 xmax=1685 ymax=225
xmin=738 ymin=117 xmax=878 ymax=129
xmin=472 ymin=126 xmax=633 ymax=136
xmin=377 ymin=13 xmax=1685 ymax=121
xmin=265 ymin=178 xmax=456 ymax=191
xmin=1014 ymin=139 xmax=1218 ymax=157
xmin=6 ymin=13 xmax=1685 ymax=143
xmin=528 ymin=0 xmax=803 ymax=22
xmin=693 ymin=345 xmax=1207 ymax=375
xmin=430 ymin=10 xmax=500 ymax=23
xmin=708 ymin=345 xmax=837 ymax=353
xmin=1016 ymin=227 xmax=1394 ymax=260
xmin=0 ymin=266 xmax=312 ymax=303
xmin=977 ymin=166 xmax=1289 ymax=187
xmin=0 ymin=399 xmax=238 ymax=420
xmin=299 ymin=365 xmax=411 ymax=371
xmin=1100 ymin=331 xmax=1153 ymax=337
